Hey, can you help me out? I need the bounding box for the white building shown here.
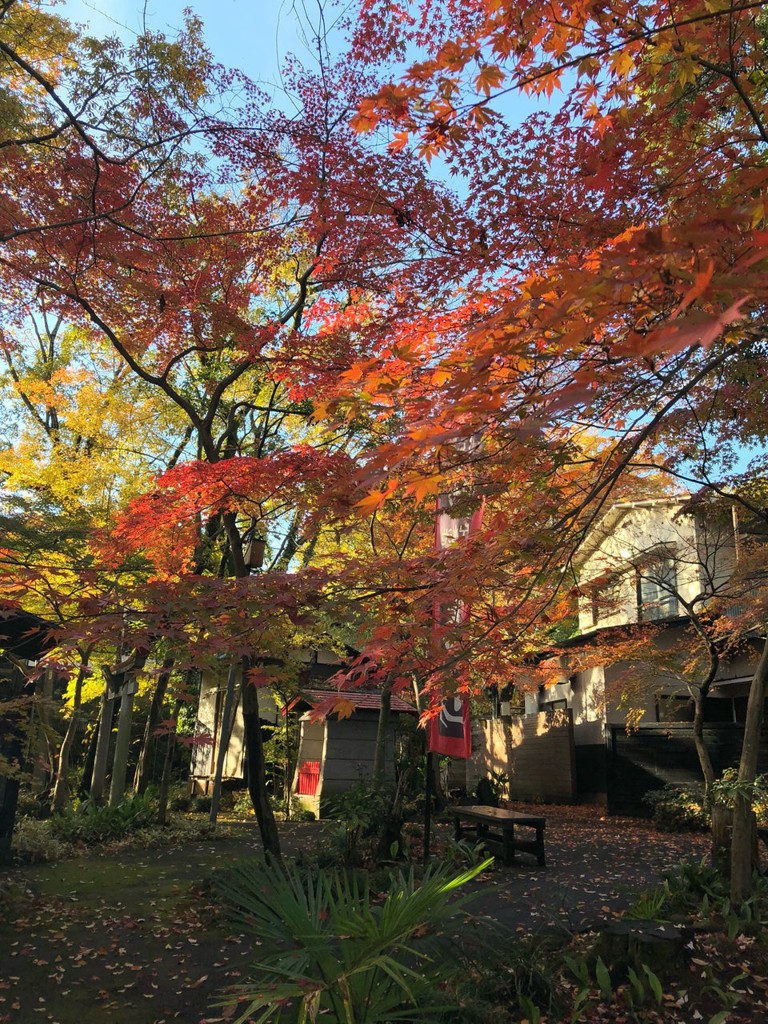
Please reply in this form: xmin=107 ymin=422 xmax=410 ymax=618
xmin=518 ymin=495 xmax=764 ymax=811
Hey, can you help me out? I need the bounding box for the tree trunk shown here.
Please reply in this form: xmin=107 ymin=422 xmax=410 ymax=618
xmin=109 ymin=679 xmax=136 ymax=807
xmin=31 ymin=668 xmax=54 ymax=797
xmin=691 ymin=687 xmax=732 ymax=870
xmin=133 ymin=658 xmax=174 ymax=795
xmin=78 ymin=709 xmax=100 ymax=799
xmin=711 ymin=804 xmax=733 ymax=875
xmin=372 ymin=675 xmax=393 ymax=790
xmin=242 ymin=657 xmax=281 ymax=860
xmin=157 ymin=701 xmax=180 ymax=827
xmin=283 ymin=704 xmax=297 ymax=814
xmin=731 ymin=635 xmax=768 ymax=904
xmin=51 ymin=654 xmax=89 ymax=813
xmin=692 ymin=690 xmax=716 ymax=797
xmin=90 ymin=679 xmax=116 ymax=803
xmin=209 ymin=663 xmax=239 ymax=825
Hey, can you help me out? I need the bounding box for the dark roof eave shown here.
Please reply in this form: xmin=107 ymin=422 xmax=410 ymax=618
xmin=534 ymin=615 xmax=767 ymax=662
xmin=0 ymin=610 xmax=56 ymax=660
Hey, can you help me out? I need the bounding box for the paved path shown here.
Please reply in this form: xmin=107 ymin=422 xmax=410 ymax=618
xmin=450 ymin=804 xmax=710 ymax=935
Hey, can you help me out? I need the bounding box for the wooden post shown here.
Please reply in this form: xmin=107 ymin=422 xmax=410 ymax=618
xmin=109 ymin=677 xmax=136 ymax=807
xmin=31 ymin=668 xmax=54 ymax=796
xmin=133 ymin=657 xmax=174 ymax=795
xmin=90 ymin=678 xmax=115 ymax=802
xmin=157 ymin=701 xmax=181 ymax=827
xmin=423 ymin=750 xmax=433 ymax=862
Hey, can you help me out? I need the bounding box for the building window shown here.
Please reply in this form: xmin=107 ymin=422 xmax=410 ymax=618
xmin=637 ymin=557 xmax=678 ymax=621
xmin=541 ymin=698 xmax=567 ymax=713
xmin=656 ymin=695 xmax=694 ymax=722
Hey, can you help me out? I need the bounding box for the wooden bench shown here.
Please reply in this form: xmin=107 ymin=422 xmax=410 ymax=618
xmin=449 ymin=805 xmax=546 ymax=866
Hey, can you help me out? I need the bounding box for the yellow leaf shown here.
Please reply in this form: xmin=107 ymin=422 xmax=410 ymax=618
xmin=406 ymin=474 xmax=443 ymax=504
xmin=354 ymin=481 xmax=397 ymax=515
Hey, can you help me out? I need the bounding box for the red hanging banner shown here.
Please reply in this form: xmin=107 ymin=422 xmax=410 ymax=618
xmin=427 ymin=697 xmax=471 ymax=758
xmin=428 ymin=477 xmax=484 ymax=762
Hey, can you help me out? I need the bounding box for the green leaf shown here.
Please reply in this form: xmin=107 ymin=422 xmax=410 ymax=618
xmin=642 ymin=964 xmax=663 ymax=1005
xmin=517 ymin=994 xmax=541 ymax=1023
xmin=215 ymin=854 xmax=488 ymax=1023
xmin=595 ymin=956 xmax=612 ymax=998
xmin=626 ymin=965 xmax=645 ymax=1000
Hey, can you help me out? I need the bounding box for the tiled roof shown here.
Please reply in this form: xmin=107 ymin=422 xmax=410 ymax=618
xmin=298 ymin=689 xmax=417 ymax=715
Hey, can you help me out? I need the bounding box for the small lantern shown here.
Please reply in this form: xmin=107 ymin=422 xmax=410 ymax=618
xmin=245 ymin=535 xmax=266 ymax=571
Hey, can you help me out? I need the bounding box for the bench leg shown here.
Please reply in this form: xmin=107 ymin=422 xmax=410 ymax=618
xmin=502 ymin=825 xmax=515 ymax=866
xmin=535 ymin=827 xmax=546 ymax=867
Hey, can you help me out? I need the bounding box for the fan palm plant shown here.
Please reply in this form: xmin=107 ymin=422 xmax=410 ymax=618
xmin=215 ymin=855 xmax=493 ymax=1023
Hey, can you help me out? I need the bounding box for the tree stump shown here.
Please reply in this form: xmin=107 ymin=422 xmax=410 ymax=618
xmin=711 ymin=804 xmax=733 ymax=875
xmin=595 ymin=920 xmax=690 ymax=976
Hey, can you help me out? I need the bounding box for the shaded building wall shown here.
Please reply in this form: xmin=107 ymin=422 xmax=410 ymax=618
xmin=607 ymin=722 xmax=768 ymax=816
xmin=291 ymin=718 xmax=326 ymax=816
xmin=471 ymin=711 xmax=576 ymax=803
xmin=321 ymin=712 xmax=394 ymax=794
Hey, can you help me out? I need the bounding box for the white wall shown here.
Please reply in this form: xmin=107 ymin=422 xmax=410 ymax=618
xmin=191 ymin=668 xmax=279 ymax=783
xmin=292 ymin=718 xmax=326 ymax=815
xmin=577 ymin=499 xmax=735 ymax=631
xmin=528 ymin=665 xmax=607 ymax=745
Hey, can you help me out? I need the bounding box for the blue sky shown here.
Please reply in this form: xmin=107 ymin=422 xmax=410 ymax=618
xmin=57 ymin=0 xmax=308 ymax=87
xmin=56 ymin=0 xmax=549 ymax=131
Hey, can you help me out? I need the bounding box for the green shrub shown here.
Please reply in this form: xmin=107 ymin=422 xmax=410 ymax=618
xmin=290 ymin=797 xmax=315 ymax=822
xmin=438 ymin=838 xmax=489 ymax=871
xmin=269 ymin=793 xmax=288 ymax=816
xmin=170 ymin=794 xmax=192 ymax=812
xmin=475 ymin=769 xmax=509 ymax=806
xmin=439 ymin=932 xmax=566 ymax=1024
xmin=711 ymin=768 xmax=768 ymax=826
xmin=15 ymin=794 xmax=50 ymax=820
xmin=191 ymin=795 xmax=212 ymax=814
xmin=643 ymin=783 xmax=710 ymax=832
xmin=231 ymin=789 xmax=254 ymax=816
xmin=628 ymin=858 xmax=735 ymax=922
xmin=11 ymin=803 xmax=221 ymax=863
xmin=12 ymin=817 xmax=70 ymax=863
xmin=321 ymin=784 xmax=387 ymax=866
xmin=51 ymin=792 xmax=156 ymax=844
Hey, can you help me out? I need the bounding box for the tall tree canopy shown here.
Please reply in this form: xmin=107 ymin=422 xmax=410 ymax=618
xmin=315 ymin=0 xmax=768 ymax=672
xmin=5 ymin=0 xmax=768 ymax=706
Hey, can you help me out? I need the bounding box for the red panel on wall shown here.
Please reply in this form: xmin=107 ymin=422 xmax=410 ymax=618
xmin=296 ymin=760 xmax=320 ymax=796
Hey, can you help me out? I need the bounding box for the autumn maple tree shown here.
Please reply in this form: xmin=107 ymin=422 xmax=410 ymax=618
xmin=330 ymin=0 xmax=768 ymax=900
xmin=0 ymin=0 xmax=490 ymax=856
xmin=4 ymin=0 xmax=768 ymax=895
